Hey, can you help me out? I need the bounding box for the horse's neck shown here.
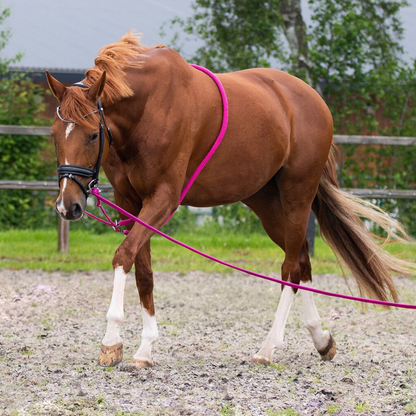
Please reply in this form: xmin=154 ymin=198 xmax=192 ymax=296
xmin=106 ymin=50 xmax=196 ymax=146
xmin=104 ymin=51 xmax=221 ymax=189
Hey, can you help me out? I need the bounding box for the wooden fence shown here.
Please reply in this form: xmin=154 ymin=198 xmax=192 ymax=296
xmin=1 ymin=125 xmax=416 ymax=253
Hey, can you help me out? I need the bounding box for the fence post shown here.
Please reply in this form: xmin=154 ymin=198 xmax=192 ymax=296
xmin=57 ymin=216 xmax=70 ymax=253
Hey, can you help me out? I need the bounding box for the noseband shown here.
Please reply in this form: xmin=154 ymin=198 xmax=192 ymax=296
xmin=56 ymin=82 xmax=113 ymax=198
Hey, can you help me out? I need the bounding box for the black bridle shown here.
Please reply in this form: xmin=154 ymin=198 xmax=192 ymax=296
xmin=56 ymin=82 xmax=113 ymax=198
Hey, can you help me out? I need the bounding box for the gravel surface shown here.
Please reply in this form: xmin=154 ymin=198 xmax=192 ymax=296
xmin=1 ymin=269 xmax=416 ymax=415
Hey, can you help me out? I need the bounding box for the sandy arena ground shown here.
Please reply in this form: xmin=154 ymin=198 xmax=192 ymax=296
xmin=1 ymin=269 xmax=416 ymax=415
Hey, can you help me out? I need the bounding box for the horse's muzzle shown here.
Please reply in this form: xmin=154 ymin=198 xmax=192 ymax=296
xmin=56 ymin=200 xmax=85 ymax=221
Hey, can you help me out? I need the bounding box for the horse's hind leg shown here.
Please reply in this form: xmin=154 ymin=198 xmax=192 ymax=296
xmin=300 ymin=282 xmax=336 ymax=360
xmin=244 ymin=178 xmax=335 ymax=364
xmin=131 ymin=239 xmax=158 ymax=368
xmin=243 ymin=183 xmax=296 ymax=364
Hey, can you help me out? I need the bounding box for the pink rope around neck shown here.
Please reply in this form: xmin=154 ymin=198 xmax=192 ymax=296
xmin=90 ymin=64 xmax=228 ymax=229
xmin=178 ymin=64 xmax=229 ymax=204
xmin=163 ymin=64 xmax=229 ymax=223
xmin=89 ymin=188 xmax=416 ymax=310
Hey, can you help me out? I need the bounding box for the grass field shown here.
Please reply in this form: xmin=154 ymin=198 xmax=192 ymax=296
xmin=1 ymin=227 xmax=416 ymax=275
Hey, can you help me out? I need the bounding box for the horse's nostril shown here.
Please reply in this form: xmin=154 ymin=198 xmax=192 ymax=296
xmin=72 ymin=203 xmax=83 ymax=219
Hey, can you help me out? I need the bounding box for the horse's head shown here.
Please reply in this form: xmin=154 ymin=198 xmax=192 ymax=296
xmin=46 ymin=71 xmax=112 ymax=220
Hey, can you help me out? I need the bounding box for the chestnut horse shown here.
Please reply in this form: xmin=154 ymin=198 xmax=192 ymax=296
xmin=46 ymin=32 xmax=413 ymax=368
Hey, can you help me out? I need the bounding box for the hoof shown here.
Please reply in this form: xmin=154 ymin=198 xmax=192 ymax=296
xmin=131 ymin=358 xmax=154 ymax=368
xmin=318 ymin=333 xmax=337 ymax=361
xmin=99 ymin=342 xmax=123 ymax=367
xmin=252 ymin=354 xmax=272 ymax=366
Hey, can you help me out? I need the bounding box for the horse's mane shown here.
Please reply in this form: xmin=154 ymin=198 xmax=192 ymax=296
xmin=60 ymin=31 xmax=147 ymax=127
xmin=86 ymin=31 xmax=145 ymax=102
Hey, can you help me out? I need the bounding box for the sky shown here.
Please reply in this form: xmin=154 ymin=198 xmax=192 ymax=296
xmin=1 ymin=0 xmax=197 ymax=69
xmin=1 ymin=0 xmax=415 ymax=71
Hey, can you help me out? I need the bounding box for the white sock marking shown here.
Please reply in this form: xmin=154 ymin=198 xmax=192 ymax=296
xmin=300 ymin=281 xmax=330 ymax=351
xmin=102 ymin=266 xmax=127 ymax=346
xmin=254 ymin=285 xmax=295 ymax=361
xmin=133 ymin=307 xmax=158 ymax=363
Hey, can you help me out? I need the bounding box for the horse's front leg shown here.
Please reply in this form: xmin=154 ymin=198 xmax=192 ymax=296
xmin=132 ymin=239 xmax=158 ymax=368
xmin=99 ymin=265 xmax=127 ymax=366
xmin=99 ymin=189 xmax=175 ymax=367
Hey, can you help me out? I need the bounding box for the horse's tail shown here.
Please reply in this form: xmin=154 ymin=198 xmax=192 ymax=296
xmin=312 ymin=143 xmax=415 ymax=302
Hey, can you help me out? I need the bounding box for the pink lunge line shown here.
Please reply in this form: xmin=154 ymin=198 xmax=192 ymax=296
xmin=85 ymin=63 xmax=415 ymax=310
xmin=89 ymin=188 xmax=416 ymax=310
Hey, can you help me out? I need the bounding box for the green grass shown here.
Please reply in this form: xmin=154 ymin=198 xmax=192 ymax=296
xmin=355 ymin=402 xmax=371 ymax=413
xmin=266 ymin=408 xmax=300 ymax=416
xmin=0 ymin=228 xmax=415 ymax=274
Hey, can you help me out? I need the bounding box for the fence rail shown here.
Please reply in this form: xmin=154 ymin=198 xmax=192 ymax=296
xmin=1 ymin=125 xmax=416 ymax=253
xmin=0 ymin=180 xmax=113 ymax=191
xmin=1 ymin=125 xmax=415 ymax=145
xmin=0 ymin=125 xmax=51 ymax=135
xmin=333 ymin=134 xmax=416 ymax=146
xmin=1 ymin=181 xmax=415 ymax=199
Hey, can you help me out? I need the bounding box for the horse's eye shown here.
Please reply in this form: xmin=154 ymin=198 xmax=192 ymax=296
xmin=90 ymin=133 xmax=99 ymax=142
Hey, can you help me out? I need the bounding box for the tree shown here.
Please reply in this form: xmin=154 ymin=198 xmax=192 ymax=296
xmin=279 ymin=0 xmax=311 ymax=83
xmin=0 ymin=6 xmax=51 ymax=229
xmin=308 ymin=0 xmax=410 ymax=133
xmin=167 ymin=0 xmax=286 ymax=71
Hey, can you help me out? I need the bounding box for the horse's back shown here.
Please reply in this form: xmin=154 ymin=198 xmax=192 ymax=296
xmin=178 ymin=66 xmax=333 ymax=206
xmin=214 ymin=67 xmax=333 ymax=179
xmin=221 ymin=67 xmax=333 ymax=144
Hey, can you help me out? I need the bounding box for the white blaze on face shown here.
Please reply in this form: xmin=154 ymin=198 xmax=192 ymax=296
xmin=65 ymin=122 xmax=75 ymax=139
xmin=56 ymin=158 xmax=70 ymax=216
xmin=56 ymin=123 xmax=75 ymax=216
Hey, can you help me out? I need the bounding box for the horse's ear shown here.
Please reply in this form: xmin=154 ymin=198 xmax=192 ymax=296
xmin=45 ymin=71 xmax=66 ymax=102
xmin=87 ymin=71 xmax=106 ymax=102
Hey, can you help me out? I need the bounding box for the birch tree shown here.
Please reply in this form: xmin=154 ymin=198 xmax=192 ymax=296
xmin=278 ymin=0 xmax=311 ymax=83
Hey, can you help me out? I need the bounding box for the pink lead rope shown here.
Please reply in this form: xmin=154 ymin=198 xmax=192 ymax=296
xmin=85 ymin=64 xmax=416 ymax=310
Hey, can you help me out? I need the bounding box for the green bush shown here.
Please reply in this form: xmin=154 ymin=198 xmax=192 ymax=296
xmin=0 ymin=6 xmax=52 ymax=229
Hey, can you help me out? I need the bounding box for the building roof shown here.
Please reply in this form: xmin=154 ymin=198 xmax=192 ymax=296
xmin=2 ymin=0 xmax=416 ymax=74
